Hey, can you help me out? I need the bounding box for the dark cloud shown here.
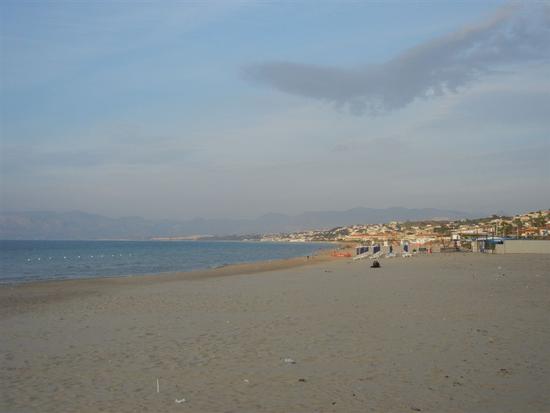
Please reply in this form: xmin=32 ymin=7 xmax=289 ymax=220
xmin=244 ymin=4 xmax=550 ymax=114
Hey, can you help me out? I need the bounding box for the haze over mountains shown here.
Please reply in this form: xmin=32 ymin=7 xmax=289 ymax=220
xmin=0 ymin=208 xmax=479 ymax=240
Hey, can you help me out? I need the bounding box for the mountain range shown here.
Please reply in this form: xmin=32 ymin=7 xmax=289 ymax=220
xmin=0 ymin=207 xmax=480 ymax=240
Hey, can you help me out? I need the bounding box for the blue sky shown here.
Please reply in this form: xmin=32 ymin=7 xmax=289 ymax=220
xmin=1 ymin=0 xmax=549 ymax=219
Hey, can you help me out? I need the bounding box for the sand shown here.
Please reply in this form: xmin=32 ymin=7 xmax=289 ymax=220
xmin=1 ymin=253 xmax=549 ymax=412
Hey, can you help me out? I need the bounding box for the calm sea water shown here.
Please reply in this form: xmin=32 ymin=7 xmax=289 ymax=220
xmin=0 ymin=240 xmax=333 ymax=284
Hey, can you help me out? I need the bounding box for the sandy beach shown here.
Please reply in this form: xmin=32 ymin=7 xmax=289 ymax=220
xmin=1 ymin=252 xmax=549 ymax=412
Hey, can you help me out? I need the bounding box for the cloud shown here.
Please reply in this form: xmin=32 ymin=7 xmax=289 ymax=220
xmin=0 ymin=138 xmax=193 ymax=177
xmin=243 ymin=3 xmax=550 ymax=114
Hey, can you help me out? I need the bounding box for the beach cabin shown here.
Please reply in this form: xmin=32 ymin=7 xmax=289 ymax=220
xmin=472 ymin=239 xmax=486 ymax=253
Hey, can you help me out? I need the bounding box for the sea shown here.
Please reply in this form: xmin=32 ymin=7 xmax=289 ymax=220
xmin=0 ymin=240 xmax=333 ymax=284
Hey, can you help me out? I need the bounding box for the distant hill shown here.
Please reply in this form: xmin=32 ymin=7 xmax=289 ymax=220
xmin=0 ymin=207 xmax=478 ymax=240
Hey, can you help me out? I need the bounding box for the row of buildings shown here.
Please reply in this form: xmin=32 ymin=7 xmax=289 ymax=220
xmin=261 ymin=210 xmax=550 ymax=252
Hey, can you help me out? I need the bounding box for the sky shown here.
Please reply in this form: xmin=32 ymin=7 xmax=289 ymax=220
xmin=1 ymin=0 xmax=549 ymax=220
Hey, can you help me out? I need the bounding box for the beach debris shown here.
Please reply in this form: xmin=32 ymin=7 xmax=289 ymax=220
xmin=156 ymin=378 xmax=160 ymax=393
xmin=284 ymin=358 xmax=296 ymax=364
xmin=175 ymin=398 xmax=186 ymax=404
xmin=298 ymin=378 xmax=307 ymax=382
xmin=243 ymin=379 xmax=250 ymax=383
xmin=410 ymin=406 xmax=422 ymax=411
xmin=498 ymin=368 xmax=511 ymax=376
xmin=371 ymin=260 xmax=381 ymax=268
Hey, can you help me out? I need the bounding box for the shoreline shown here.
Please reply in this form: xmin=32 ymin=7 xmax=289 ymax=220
xmin=0 ymin=240 xmax=343 ymax=288
xmin=0 ymin=247 xmax=342 ymax=313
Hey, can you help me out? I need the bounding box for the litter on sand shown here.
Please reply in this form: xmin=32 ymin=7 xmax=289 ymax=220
xmin=284 ymin=358 xmax=296 ymax=364
xmin=175 ymin=398 xmax=186 ymax=404
xmin=371 ymin=260 xmax=381 ymax=268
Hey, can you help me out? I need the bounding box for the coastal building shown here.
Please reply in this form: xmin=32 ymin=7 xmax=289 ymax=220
xmin=261 ymin=210 xmax=549 ymax=246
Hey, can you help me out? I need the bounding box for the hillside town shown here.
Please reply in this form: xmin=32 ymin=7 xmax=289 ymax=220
xmin=261 ymin=210 xmax=550 ymax=253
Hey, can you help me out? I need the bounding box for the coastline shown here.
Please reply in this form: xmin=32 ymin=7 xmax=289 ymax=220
xmin=0 ymin=247 xmax=340 ymax=312
xmin=0 ymin=239 xmax=341 ymax=287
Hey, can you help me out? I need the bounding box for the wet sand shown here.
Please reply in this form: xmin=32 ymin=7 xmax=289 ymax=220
xmin=1 ymin=253 xmax=549 ymax=412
